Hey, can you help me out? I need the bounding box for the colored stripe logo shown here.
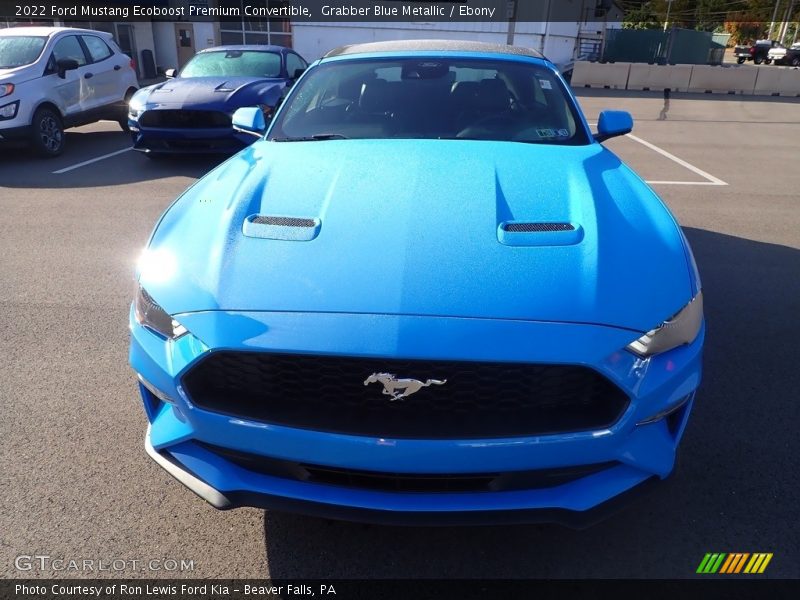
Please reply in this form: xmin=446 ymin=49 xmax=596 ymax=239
xmin=697 ymin=553 xmax=773 ymax=574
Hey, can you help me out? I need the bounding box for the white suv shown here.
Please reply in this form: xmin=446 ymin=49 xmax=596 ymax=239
xmin=0 ymin=26 xmax=138 ymax=156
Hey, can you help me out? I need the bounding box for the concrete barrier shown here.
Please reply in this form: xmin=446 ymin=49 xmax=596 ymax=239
xmin=753 ymin=67 xmax=800 ymax=96
xmin=687 ymin=65 xmax=759 ymax=94
xmin=626 ymin=63 xmax=693 ymax=92
xmin=569 ymin=60 xmax=791 ymax=96
xmin=571 ymin=61 xmax=631 ymax=90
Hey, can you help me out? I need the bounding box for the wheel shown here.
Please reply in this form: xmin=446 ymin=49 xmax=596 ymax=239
xmin=792 ymin=57 xmax=800 ymax=67
xmin=737 ymin=57 xmax=745 ymax=64
xmin=764 ymin=59 xmax=772 ymax=65
xmin=30 ymin=107 xmax=64 ymax=157
xmin=118 ymin=118 xmax=130 ymax=133
xmin=754 ymin=56 xmax=763 ymax=65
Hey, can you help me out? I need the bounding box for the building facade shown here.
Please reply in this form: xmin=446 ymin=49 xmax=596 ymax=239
xmin=2 ymin=0 xmax=621 ymax=80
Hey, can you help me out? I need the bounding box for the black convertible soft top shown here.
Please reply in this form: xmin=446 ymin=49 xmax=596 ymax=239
xmin=323 ymin=39 xmax=546 ymax=60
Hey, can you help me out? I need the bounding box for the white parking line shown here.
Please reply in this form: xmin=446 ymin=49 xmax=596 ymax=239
xmin=642 ymin=180 xmax=724 ymax=186
xmin=626 ymin=133 xmax=728 ymax=186
xmin=587 ymin=123 xmax=727 ymax=186
xmin=52 ymin=147 xmax=132 ymax=174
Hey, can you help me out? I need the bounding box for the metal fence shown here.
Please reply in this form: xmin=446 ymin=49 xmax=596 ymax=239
xmin=603 ymin=28 xmax=730 ymax=65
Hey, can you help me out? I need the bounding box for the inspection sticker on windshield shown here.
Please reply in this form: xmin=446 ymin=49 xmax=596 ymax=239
xmin=539 ymin=79 xmax=553 ymax=90
xmin=537 ymin=128 xmax=570 ymax=139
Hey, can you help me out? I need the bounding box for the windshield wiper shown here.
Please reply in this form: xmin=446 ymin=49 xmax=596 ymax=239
xmin=273 ymin=133 xmax=349 ymax=142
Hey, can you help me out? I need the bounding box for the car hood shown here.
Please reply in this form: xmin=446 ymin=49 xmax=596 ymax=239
xmin=141 ymin=139 xmax=693 ymax=332
xmin=0 ymin=63 xmax=38 ymax=84
xmin=139 ymin=76 xmax=286 ymax=110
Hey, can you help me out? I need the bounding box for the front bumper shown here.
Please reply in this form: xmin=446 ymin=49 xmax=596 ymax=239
xmin=0 ymin=123 xmax=31 ymax=143
xmin=129 ymin=121 xmax=253 ymax=154
xmin=144 ymin=424 xmax=663 ymax=527
xmin=130 ymin=309 xmax=703 ymax=525
xmin=0 ymin=97 xmax=35 ymax=142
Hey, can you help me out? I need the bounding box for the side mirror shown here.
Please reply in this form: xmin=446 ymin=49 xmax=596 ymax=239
xmin=594 ymin=110 xmax=633 ymax=142
xmin=292 ymin=67 xmax=306 ymax=80
xmin=56 ymin=58 xmax=79 ymax=79
xmin=164 ymin=68 xmax=177 ymax=79
xmin=232 ymin=106 xmax=267 ymax=138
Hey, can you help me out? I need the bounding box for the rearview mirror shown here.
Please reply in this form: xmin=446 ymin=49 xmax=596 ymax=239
xmin=56 ymin=58 xmax=79 ymax=79
xmin=164 ymin=68 xmax=177 ymax=79
xmin=232 ymin=106 xmax=267 ymax=138
xmin=594 ymin=110 xmax=633 ymax=142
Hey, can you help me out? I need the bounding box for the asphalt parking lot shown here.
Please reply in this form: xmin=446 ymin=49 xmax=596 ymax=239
xmin=1 ymin=90 xmax=799 ymax=579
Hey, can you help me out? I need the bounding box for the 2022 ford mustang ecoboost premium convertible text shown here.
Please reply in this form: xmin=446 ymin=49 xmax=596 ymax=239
xmin=130 ymin=40 xmax=704 ymax=526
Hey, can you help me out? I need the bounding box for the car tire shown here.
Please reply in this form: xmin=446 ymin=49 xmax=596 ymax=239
xmin=754 ymin=57 xmax=763 ymax=64
xmin=118 ymin=89 xmax=136 ymax=132
xmin=764 ymin=59 xmax=772 ymax=65
xmin=792 ymin=57 xmax=800 ymax=67
xmin=737 ymin=57 xmax=745 ymax=64
xmin=30 ymin=107 xmax=65 ymax=157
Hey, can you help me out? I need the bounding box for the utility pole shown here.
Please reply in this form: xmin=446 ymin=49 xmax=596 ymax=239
xmin=506 ymin=1 xmax=517 ymax=46
xmin=768 ymin=0 xmax=782 ymax=40
xmin=663 ymin=0 xmax=674 ymax=32
xmin=779 ymin=0 xmax=796 ymax=44
xmin=540 ymin=0 xmax=553 ymax=56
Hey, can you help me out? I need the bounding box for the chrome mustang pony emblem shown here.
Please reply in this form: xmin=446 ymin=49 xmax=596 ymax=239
xmin=364 ymin=373 xmax=447 ymax=401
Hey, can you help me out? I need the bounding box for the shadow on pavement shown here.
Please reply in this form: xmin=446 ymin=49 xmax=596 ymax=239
xmin=0 ymin=128 xmax=228 ymax=188
xmin=261 ymin=228 xmax=800 ymax=579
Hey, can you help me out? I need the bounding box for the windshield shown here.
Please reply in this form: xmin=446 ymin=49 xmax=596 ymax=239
xmin=180 ymin=50 xmax=282 ymax=78
xmin=0 ymin=36 xmax=47 ymax=69
xmin=269 ymin=57 xmax=588 ymax=145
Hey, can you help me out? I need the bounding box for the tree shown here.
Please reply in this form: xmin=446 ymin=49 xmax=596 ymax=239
xmin=622 ymin=1 xmax=662 ymax=28
xmin=620 ymin=0 xmax=781 ymax=32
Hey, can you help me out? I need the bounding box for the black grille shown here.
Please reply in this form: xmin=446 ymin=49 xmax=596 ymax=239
xmin=251 ymin=216 xmax=317 ymax=228
xmin=182 ymin=352 xmax=629 ymax=439
xmin=195 ymin=442 xmax=618 ymax=493
xmin=139 ymin=109 xmax=231 ymax=129
xmin=502 ymin=222 xmax=575 ymax=233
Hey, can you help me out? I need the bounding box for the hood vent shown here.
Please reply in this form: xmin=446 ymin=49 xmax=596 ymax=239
xmin=252 ymin=216 xmax=316 ymax=228
xmin=243 ymin=214 xmax=321 ymax=241
xmin=498 ymin=221 xmax=583 ymax=247
xmin=501 ymin=222 xmax=575 ymax=233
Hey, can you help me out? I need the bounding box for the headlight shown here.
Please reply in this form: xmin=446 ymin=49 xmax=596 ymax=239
xmin=128 ymin=94 xmax=146 ymax=119
xmin=0 ymin=100 xmax=18 ymax=120
xmin=0 ymin=83 xmax=14 ymax=98
xmin=626 ymin=291 xmax=703 ymax=357
xmin=134 ymin=285 xmax=187 ymax=340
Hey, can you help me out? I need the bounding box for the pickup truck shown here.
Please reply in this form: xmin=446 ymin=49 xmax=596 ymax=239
xmin=768 ymin=42 xmax=800 ymax=66
xmin=734 ymin=40 xmax=783 ymax=64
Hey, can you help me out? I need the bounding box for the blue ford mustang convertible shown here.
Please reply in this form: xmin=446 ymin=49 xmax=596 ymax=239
xmin=127 ymin=45 xmax=307 ymax=156
xmin=130 ymin=40 xmax=704 ymax=526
